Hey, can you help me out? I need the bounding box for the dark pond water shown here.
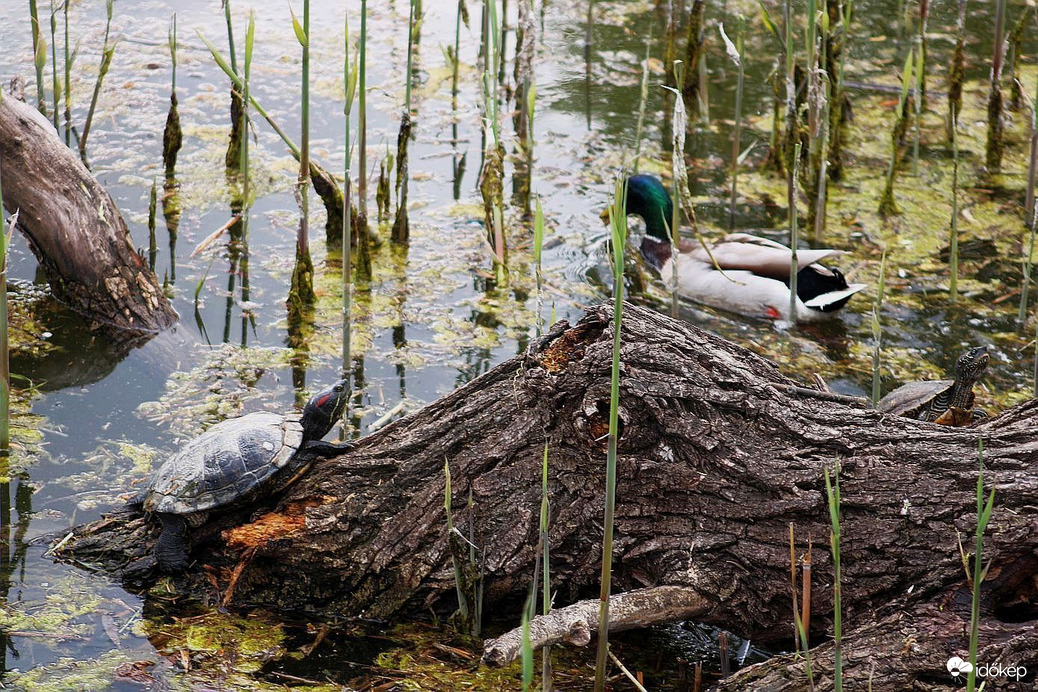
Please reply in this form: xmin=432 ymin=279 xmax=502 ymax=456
xmin=0 ymin=0 xmax=1036 ymax=688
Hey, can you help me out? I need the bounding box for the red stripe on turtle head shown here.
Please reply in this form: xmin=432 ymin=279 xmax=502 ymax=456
xmin=315 ymin=393 xmax=332 ymax=408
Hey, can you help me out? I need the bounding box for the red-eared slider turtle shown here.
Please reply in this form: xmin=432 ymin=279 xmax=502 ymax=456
xmin=877 ymin=347 xmax=989 ymax=424
xmin=141 ymin=380 xmax=350 ymax=572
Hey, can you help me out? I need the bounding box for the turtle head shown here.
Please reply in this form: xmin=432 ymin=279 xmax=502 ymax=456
xmin=301 ymin=379 xmax=349 ymax=441
xmin=955 ymin=346 xmax=989 ymax=385
xmin=624 ymin=175 xmax=674 ymax=242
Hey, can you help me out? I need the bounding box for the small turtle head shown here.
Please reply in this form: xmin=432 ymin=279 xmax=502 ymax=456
xmin=955 ymin=346 xmax=989 ymax=385
xmin=302 ymin=379 xmax=349 ymax=441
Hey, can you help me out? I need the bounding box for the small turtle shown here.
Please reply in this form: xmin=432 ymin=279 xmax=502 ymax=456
xmin=140 ymin=380 xmax=350 ymax=572
xmin=877 ymin=346 xmax=989 ymax=424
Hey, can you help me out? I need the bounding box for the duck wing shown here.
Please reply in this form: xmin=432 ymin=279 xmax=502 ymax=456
xmin=684 ymin=233 xmax=847 ymax=280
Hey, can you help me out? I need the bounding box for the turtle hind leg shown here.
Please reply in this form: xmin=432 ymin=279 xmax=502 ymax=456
xmin=154 ymin=513 xmax=191 ymax=573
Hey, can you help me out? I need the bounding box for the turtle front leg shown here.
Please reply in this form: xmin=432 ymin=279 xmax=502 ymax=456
xmin=301 ymin=440 xmax=353 ymax=457
xmin=154 ymin=513 xmax=191 ymax=573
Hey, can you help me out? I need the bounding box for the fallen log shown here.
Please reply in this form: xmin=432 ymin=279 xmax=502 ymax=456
xmin=57 ymin=303 xmax=1038 ymax=689
xmin=0 ymin=94 xmax=177 ymax=335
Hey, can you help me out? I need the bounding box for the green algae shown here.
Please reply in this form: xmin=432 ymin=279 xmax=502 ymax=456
xmin=137 ymin=344 xmax=293 ymax=440
xmin=145 ymin=609 xmax=285 ymax=678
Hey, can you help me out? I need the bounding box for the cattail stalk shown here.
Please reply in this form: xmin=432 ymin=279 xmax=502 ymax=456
xmin=594 ymin=177 xmax=627 ymax=692
xmin=29 ymin=0 xmax=47 ymax=116
xmin=80 ymin=0 xmax=116 ymax=160
xmin=721 ymin=21 xmax=744 ymax=230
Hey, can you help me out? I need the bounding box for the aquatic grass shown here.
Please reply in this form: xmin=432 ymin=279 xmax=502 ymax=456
xmin=910 ymin=45 xmax=923 ymax=176
xmin=720 ymin=20 xmax=744 ymax=230
xmin=49 ymin=0 xmax=59 ymax=131
xmin=479 ymin=0 xmax=507 ymax=280
xmin=827 ymin=0 xmax=852 ymax=181
xmin=522 ymin=441 xmax=552 ymax=691
xmin=163 ymin=14 xmax=182 ymax=181
xmin=803 ymin=0 xmax=830 ymax=237
xmin=782 ymin=0 xmax=796 ymax=177
xmin=148 ymin=181 xmax=158 ymax=271
xmin=62 ymin=0 xmax=71 ymax=146
xmin=1027 ymin=63 xmax=1038 ymax=222
xmin=539 ymin=440 xmax=552 ymax=690
xmin=288 ymin=0 xmax=316 ymax=310
xmin=871 ymin=252 xmax=886 ymax=405
xmin=789 ymin=523 xmax=799 ymax=652
xmin=878 ymin=48 xmax=914 ymax=218
xmin=240 ymin=10 xmax=255 ymax=350
xmin=670 ymin=60 xmax=686 ymax=315
xmin=947 ymin=0 xmax=967 ymax=140
xmin=29 ymin=0 xmax=47 ymax=116
xmin=789 ymin=141 xmax=802 ymax=323
xmin=358 ymin=0 xmax=369 ymax=231
xmin=684 ymin=0 xmax=708 ymax=121
xmin=533 ymin=197 xmax=545 ymax=335
xmin=343 ymin=9 xmax=359 ymax=379
xmin=966 ymin=439 xmax=994 ymax=692
xmin=985 ymin=0 xmax=1007 ymax=173
xmin=79 ymin=0 xmax=116 ymax=162
xmin=950 ymin=119 xmax=961 ymax=302
xmin=0 ymin=94 xmax=11 ymax=457
xmin=392 ymin=0 xmax=419 ymax=244
xmin=594 ymin=176 xmax=627 ymax=692
xmin=223 ymin=0 xmax=244 ymax=172
xmin=824 ymin=463 xmax=843 ymax=691
xmin=1007 ymin=6 xmax=1033 ymax=112
xmin=632 ymin=26 xmax=652 ymax=175
xmin=915 ymin=0 xmax=930 ymax=110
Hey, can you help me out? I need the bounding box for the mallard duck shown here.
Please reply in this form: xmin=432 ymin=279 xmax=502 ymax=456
xmin=621 ymin=175 xmax=866 ymax=322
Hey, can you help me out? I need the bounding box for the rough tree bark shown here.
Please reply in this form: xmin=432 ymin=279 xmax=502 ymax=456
xmin=59 ymin=304 xmax=1038 ymax=690
xmin=0 ymin=94 xmax=177 ymax=335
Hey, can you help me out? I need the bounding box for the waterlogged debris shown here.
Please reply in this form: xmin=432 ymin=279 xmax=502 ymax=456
xmin=114 ymin=660 xmax=157 ymax=684
xmin=7 ymin=650 xmax=143 ymax=691
xmin=145 ymin=609 xmax=286 ymax=677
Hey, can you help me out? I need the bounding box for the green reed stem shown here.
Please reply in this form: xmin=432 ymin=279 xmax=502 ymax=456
xmin=632 ymin=25 xmax=652 ymax=174
xmin=911 ymin=43 xmax=923 ymax=176
xmin=594 ymin=177 xmax=627 ymax=692
xmin=966 ymin=439 xmax=994 ymax=692
xmin=343 ymin=11 xmax=358 ymax=379
xmin=533 ymin=197 xmax=545 ymax=334
xmin=950 ymin=117 xmax=961 ymax=302
xmin=62 ymin=0 xmax=70 ymax=145
xmin=80 ymin=0 xmax=116 ymax=159
xmin=29 ymin=0 xmax=46 ymax=116
xmin=879 ymin=49 xmax=914 ymax=217
xmin=723 ymin=20 xmax=744 ymax=230
xmin=49 ymin=1 xmax=58 ymax=131
xmin=0 ymin=91 xmax=10 ymax=456
xmin=871 ymin=252 xmax=886 ymax=406
xmin=540 ymin=439 xmax=552 ymax=690
xmin=789 ymin=141 xmax=802 ymax=323
xmin=292 ymin=0 xmax=311 ymax=258
xmin=824 ymin=464 xmax=843 ymax=691
xmin=223 ymin=0 xmax=238 ymax=75
xmin=358 ymin=0 xmax=368 ymax=226
xmin=444 ymin=461 xmax=470 ymax=624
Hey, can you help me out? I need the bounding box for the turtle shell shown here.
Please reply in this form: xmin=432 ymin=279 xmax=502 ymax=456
xmin=877 ymin=379 xmax=955 ymax=418
xmin=143 ymin=411 xmax=305 ymax=515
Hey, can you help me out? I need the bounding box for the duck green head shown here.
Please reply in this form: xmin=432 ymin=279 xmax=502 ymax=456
xmin=625 ymin=175 xmax=674 ymax=242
